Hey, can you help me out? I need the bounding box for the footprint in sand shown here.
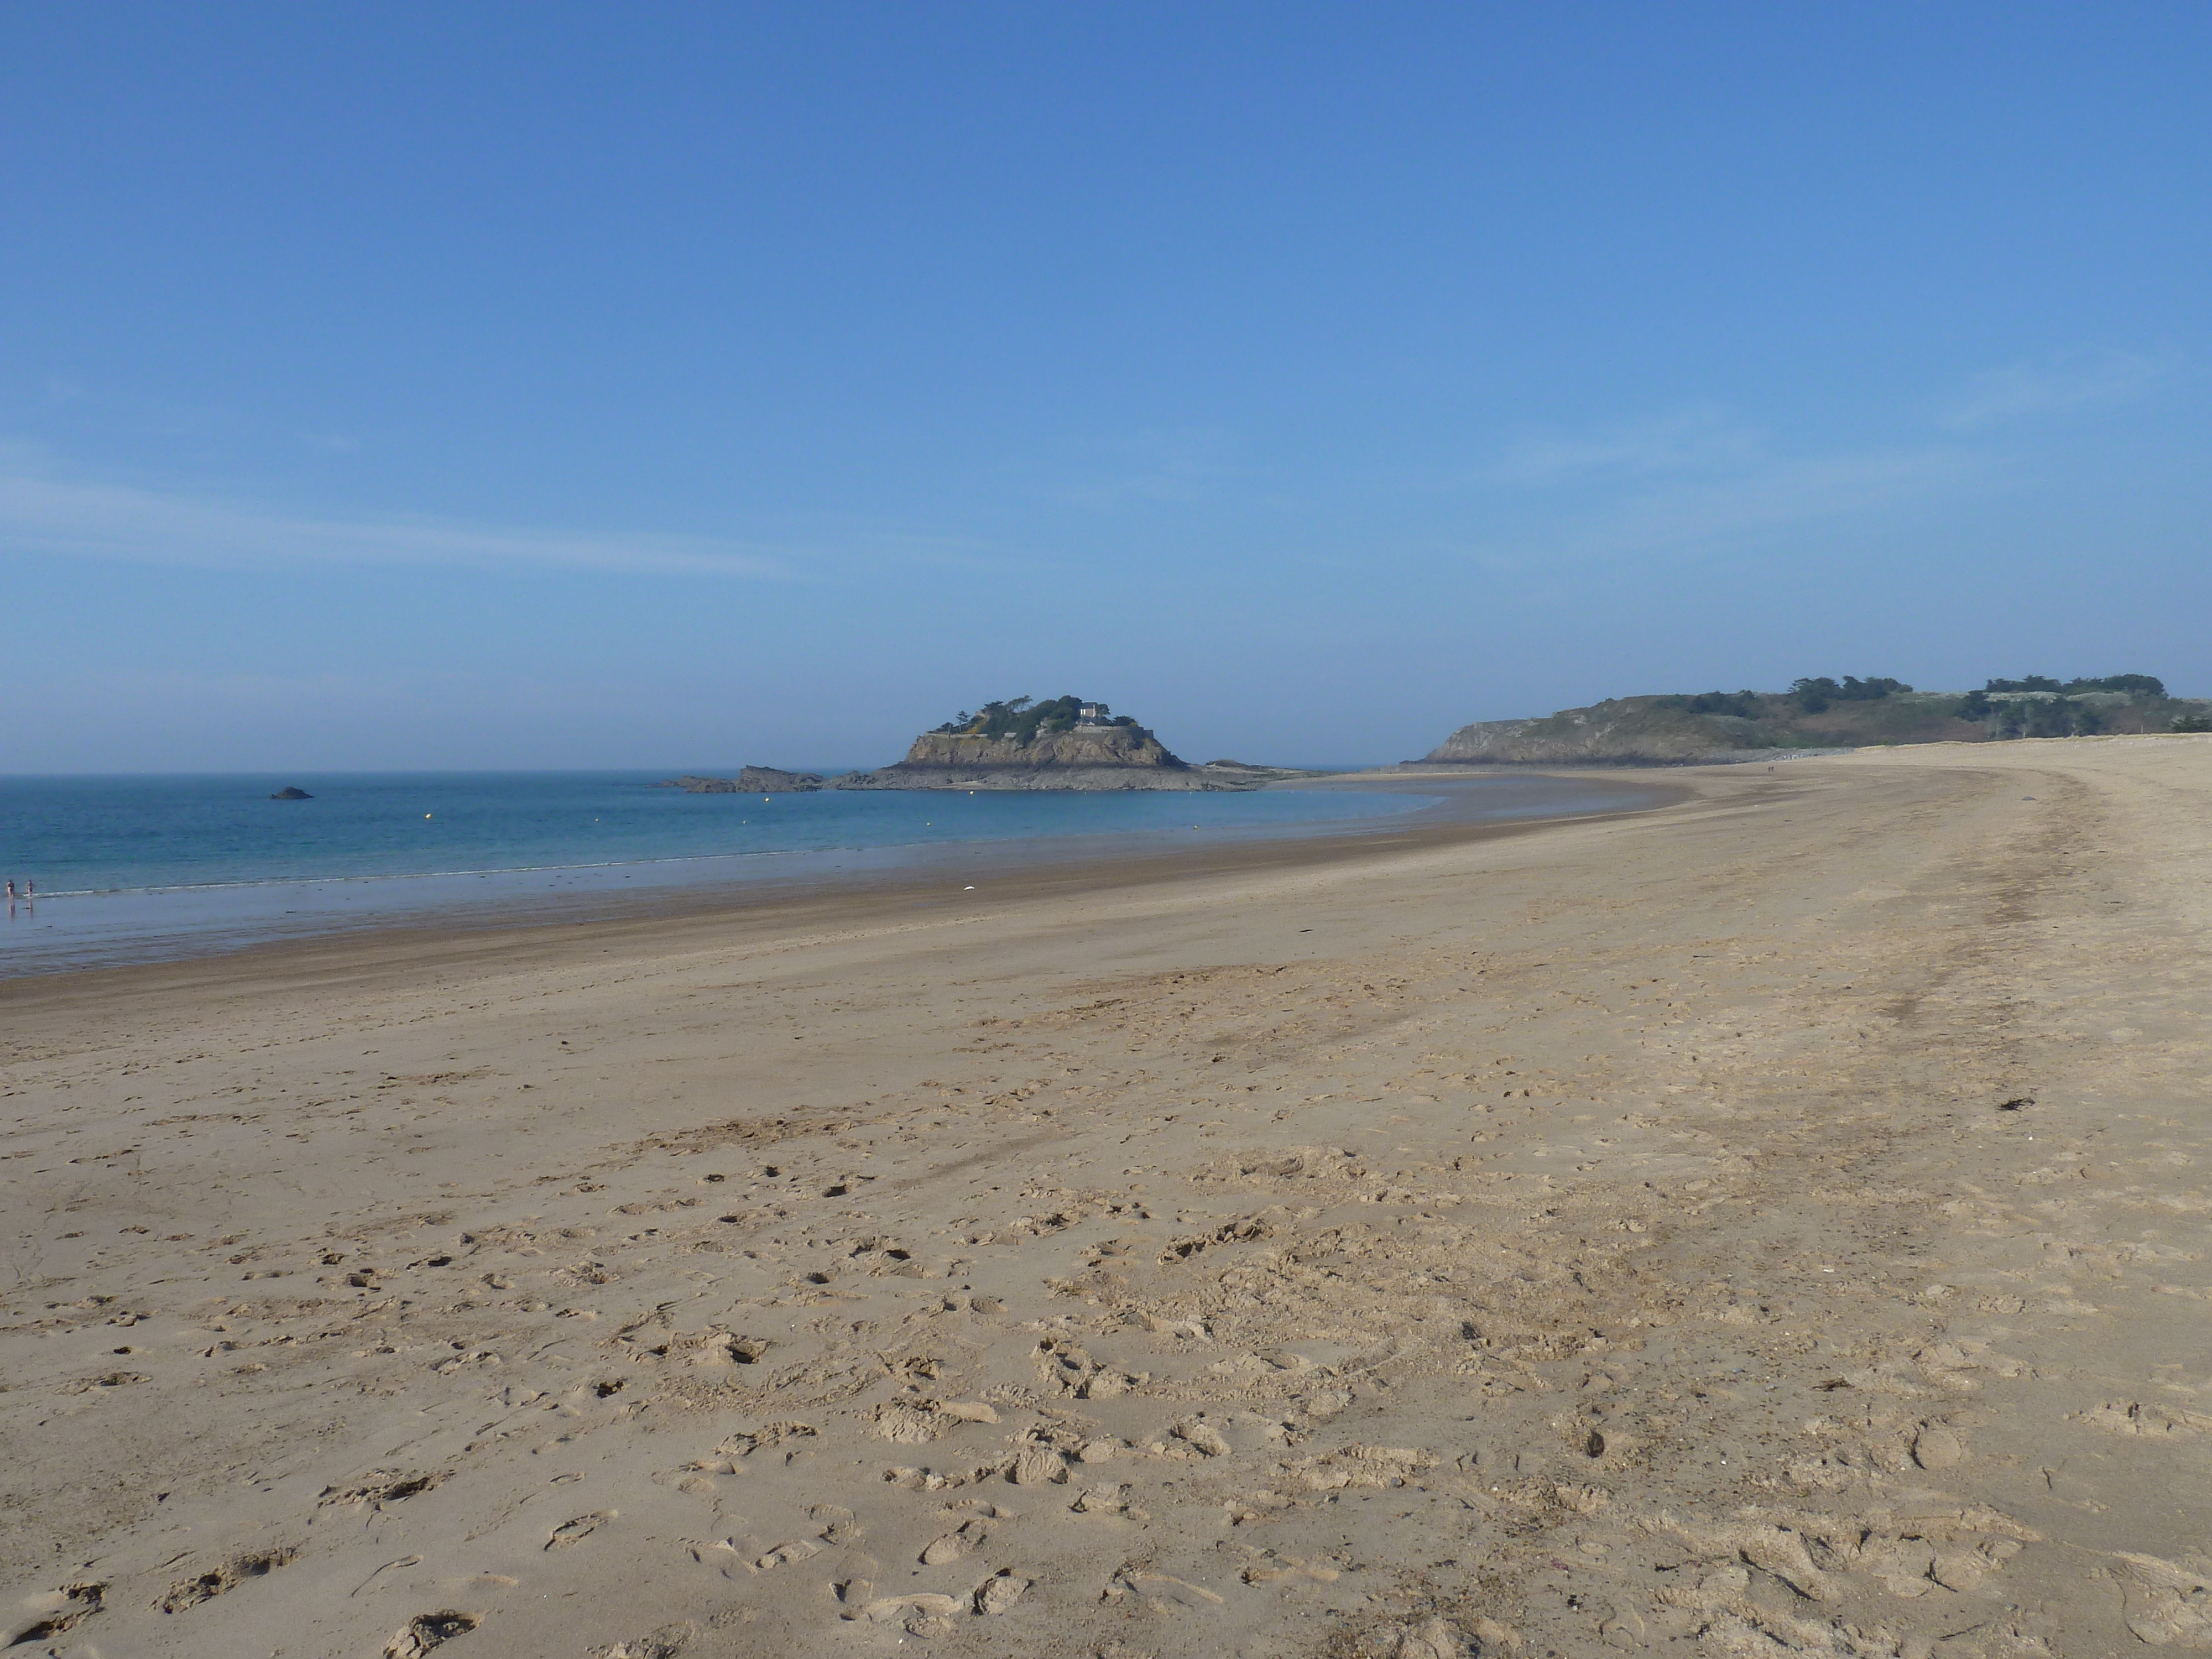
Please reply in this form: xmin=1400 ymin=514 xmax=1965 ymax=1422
xmin=1009 ymin=1444 xmax=1069 ymax=1485
xmin=8 ymin=1582 xmax=103 ymax=1644
xmin=1071 ymin=1484 xmax=1139 ymax=1516
xmin=2074 ymin=1400 xmax=2212 ymax=1437
xmin=919 ymin=1518 xmax=993 ymax=1563
xmin=319 ymin=1468 xmax=446 ymax=1507
xmin=854 ymin=1593 xmax=964 ymax=1634
xmin=1911 ymin=1422 xmax=1966 ymax=1469
xmin=971 ymin=1570 xmax=1030 ymax=1614
xmin=809 ymin=1502 xmax=863 ymax=1543
xmin=752 ymin=1537 xmax=822 ymax=1571
xmin=1106 ymin=1570 xmax=1224 ymax=1614
xmin=599 ymin=1621 xmax=697 ymax=1658
xmin=545 ymin=1511 xmax=612 ymax=1549
xmin=383 ymin=1610 xmax=479 ymax=1658
xmin=1387 ymin=1615 xmax=1473 ymax=1658
xmin=2114 ymin=1553 xmax=2212 ymax=1646
xmin=159 ymin=1548 xmax=296 ymax=1613
xmin=873 ymin=1401 xmax=950 ymax=1443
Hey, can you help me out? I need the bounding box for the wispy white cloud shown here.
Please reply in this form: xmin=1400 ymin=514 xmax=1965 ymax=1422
xmin=1937 ymin=348 xmax=2176 ymax=431
xmin=0 ymin=468 xmax=796 ymax=578
xmin=1447 ymin=405 xmax=1983 ymax=566
xmin=1571 ymin=446 xmax=1978 ymax=557
xmin=1475 ymin=406 xmax=1765 ymax=487
xmin=1047 ymin=425 xmax=1272 ymax=512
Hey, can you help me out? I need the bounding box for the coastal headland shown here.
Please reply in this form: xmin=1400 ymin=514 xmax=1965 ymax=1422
xmin=1423 ymin=674 xmax=2209 ymax=765
xmin=4 ymin=739 xmax=2210 ymax=1656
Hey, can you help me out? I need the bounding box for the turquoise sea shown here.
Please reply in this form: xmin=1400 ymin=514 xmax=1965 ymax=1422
xmin=0 ymin=771 xmax=1640 ymax=977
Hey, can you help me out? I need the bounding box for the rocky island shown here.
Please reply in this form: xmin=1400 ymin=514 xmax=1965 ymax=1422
xmin=834 ymin=695 xmax=1266 ymax=791
xmin=656 ymin=768 xmax=823 ymax=793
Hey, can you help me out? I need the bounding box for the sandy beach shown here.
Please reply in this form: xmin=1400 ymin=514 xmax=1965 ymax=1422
xmin=6 ymin=739 xmax=2210 ymax=1658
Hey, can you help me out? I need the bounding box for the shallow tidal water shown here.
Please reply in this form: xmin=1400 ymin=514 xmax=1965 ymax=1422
xmin=0 ymin=770 xmax=1657 ymax=976
xmin=0 ymin=772 xmax=1413 ymax=975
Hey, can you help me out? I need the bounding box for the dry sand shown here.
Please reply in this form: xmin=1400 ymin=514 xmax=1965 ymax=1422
xmin=4 ymin=738 xmax=2210 ymax=1658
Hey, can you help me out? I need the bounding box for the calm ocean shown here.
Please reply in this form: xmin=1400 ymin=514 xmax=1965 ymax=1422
xmin=0 ymin=771 xmax=1458 ymax=975
xmin=0 ymin=770 xmax=1656 ymax=977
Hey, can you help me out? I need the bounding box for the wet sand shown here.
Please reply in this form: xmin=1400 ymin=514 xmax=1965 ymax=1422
xmin=4 ymin=742 xmax=2209 ymax=1657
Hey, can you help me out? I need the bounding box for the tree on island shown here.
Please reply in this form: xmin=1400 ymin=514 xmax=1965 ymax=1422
xmin=932 ymin=695 xmax=1139 ymax=743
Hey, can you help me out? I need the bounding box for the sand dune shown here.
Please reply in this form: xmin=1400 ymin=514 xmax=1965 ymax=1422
xmin=6 ymin=738 xmax=2211 ymax=1657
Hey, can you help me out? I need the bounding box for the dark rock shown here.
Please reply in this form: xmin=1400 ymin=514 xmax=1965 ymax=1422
xmin=269 ymin=786 xmax=314 ymax=800
xmin=659 ymin=768 xmax=823 ymax=794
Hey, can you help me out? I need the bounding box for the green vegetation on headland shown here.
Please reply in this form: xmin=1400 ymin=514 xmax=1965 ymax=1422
xmin=1426 ymin=674 xmax=2209 ymax=764
xmin=931 ymin=695 xmax=1141 ymax=743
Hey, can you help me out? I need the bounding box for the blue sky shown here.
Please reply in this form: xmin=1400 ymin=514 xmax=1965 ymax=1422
xmin=4 ymin=4 xmax=2206 ymax=770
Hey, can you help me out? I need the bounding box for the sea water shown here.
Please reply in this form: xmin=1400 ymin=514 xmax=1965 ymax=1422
xmin=0 ymin=771 xmax=1641 ymax=977
xmin=0 ymin=772 xmax=1426 ymax=974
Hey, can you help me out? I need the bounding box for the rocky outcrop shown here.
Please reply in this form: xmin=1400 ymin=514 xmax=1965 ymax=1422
xmin=836 ymin=724 xmax=1229 ymax=791
xmin=905 ymin=726 xmax=1184 ymax=770
xmin=1196 ymin=759 xmax=1323 ymax=784
xmin=269 ymin=786 xmax=314 ymax=800
xmin=838 ymin=767 xmax=1218 ymax=791
xmin=659 ymin=768 xmax=824 ymax=793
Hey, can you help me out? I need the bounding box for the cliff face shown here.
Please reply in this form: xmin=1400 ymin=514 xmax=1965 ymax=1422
xmin=836 ymin=723 xmax=1220 ymax=790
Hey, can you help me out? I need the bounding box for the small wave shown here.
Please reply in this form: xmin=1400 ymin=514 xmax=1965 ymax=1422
xmin=13 ymin=842 xmax=900 ymax=901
